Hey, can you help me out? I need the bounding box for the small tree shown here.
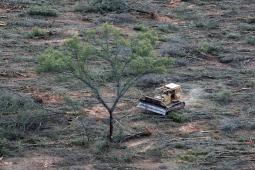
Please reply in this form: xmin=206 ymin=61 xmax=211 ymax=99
xmin=39 ymin=24 xmax=171 ymax=141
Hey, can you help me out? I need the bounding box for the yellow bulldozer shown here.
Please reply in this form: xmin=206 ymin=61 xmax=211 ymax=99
xmin=137 ymin=83 xmax=185 ymax=115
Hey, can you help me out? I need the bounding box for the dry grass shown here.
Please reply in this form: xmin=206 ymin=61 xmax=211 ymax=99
xmin=0 ymin=0 xmax=254 ymax=169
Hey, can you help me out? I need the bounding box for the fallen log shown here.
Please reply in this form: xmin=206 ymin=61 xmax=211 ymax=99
xmin=120 ymin=128 xmax=152 ymax=143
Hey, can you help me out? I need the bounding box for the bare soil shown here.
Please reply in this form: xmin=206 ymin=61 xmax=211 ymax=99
xmin=0 ymin=0 xmax=254 ymax=169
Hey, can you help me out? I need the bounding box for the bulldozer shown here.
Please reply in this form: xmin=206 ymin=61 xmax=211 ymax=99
xmin=137 ymin=83 xmax=185 ymax=115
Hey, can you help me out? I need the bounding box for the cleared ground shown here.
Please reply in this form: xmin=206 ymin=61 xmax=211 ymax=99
xmin=0 ymin=0 xmax=254 ymax=169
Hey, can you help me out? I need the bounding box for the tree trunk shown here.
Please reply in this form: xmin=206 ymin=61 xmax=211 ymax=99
xmin=108 ymin=111 xmax=113 ymax=142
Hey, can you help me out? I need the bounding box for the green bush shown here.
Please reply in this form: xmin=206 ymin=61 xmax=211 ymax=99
xmin=157 ymin=24 xmax=179 ymax=33
xmin=239 ymin=23 xmax=255 ymax=31
xmin=95 ymin=139 xmax=109 ymax=153
xmin=247 ymin=36 xmax=255 ymax=45
xmin=175 ymin=143 xmax=188 ymax=149
xmin=0 ymin=90 xmax=36 ymax=114
xmin=226 ymin=32 xmax=241 ymax=39
xmin=199 ymin=42 xmax=219 ymax=54
xmin=0 ymin=138 xmax=11 ymax=156
xmin=133 ymin=24 xmax=150 ymax=32
xmin=168 ymin=112 xmax=186 ymax=123
xmin=28 ymin=6 xmax=58 ymax=17
xmin=194 ymin=20 xmax=219 ymax=29
xmin=178 ymin=154 xmax=196 ymax=162
xmin=70 ymin=137 xmax=89 ymax=147
xmin=75 ymin=0 xmax=128 ymax=13
xmin=27 ymin=27 xmax=47 ymax=38
xmin=37 ymin=48 xmax=69 ymax=73
xmin=214 ymin=91 xmax=232 ymax=105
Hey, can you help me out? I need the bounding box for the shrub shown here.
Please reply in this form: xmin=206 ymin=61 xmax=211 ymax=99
xmin=27 ymin=27 xmax=47 ymax=38
xmin=214 ymin=91 xmax=232 ymax=105
xmin=178 ymin=154 xmax=196 ymax=162
xmin=0 ymin=89 xmax=49 ymax=156
xmin=194 ymin=20 xmax=219 ymax=29
xmin=247 ymin=36 xmax=255 ymax=45
xmin=239 ymin=23 xmax=255 ymax=31
xmin=37 ymin=48 xmax=69 ymax=73
xmin=0 ymin=90 xmax=36 ymax=114
xmin=199 ymin=42 xmax=219 ymax=54
xmin=70 ymin=137 xmax=89 ymax=147
xmin=75 ymin=0 xmax=128 ymax=13
xmin=168 ymin=112 xmax=187 ymax=123
xmin=226 ymin=32 xmax=241 ymax=39
xmin=0 ymin=138 xmax=12 ymax=156
xmin=175 ymin=143 xmax=188 ymax=149
xmin=95 ymin=139 xmax=109 ymax=153
xmin=28 ymin=6 xmax=58 ymax=17
xmin=157 ymin=24 xmax=179 ymax=33
xmin=133 ymin=24 xmax=150 ymax=32
xmin=247 ymin=107 xmax=255 ymax=115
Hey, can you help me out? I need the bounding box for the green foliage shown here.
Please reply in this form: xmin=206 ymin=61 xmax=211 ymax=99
xmin=168 ymin=112 xmax=186 ymax=123
xmin=0 ymin=90 xmax=48 ymax=156
xmin=112 ymin=128 xmax=125 ymax=143
xmin=37 ymin=48 xmax=69 ymax=73
xmin=214 ymin=91 xmax=232 ymax=105
xmin=0 ymin=138 xmax=14 ymax=156
xmin=226 ymin=32 xmax=241 ymax=39
xmin=28 ymin=6 xmax=58 ymax=17
xmin=178 ymin=154 xmax=196 ymax=162
xmin=38 ymin=23 xmax=170 ymax=78
xmin=199 ymin=41 xmax=219 ymax=54
xmin=133 ymin=24 xmax=150 ymax=32
xmin=157 ymin=24 xmax=179 ymax=33
xmin=194 ymin=20 xmax=219 ymax=29
xmin=178 ymin=150 xmax=208 ymax=162
xmin=175 ymin=143 xmax=188 ymax=149
xmin=247 ymin=36 xmax=255 ymax=45
xmin=75 ymin=0 xmax=128 ymax=13
xmin=109 ymin=149 xmax=134 ymax=163
xmin=27 ymin=27 xmax=47 ymax=38
xmin=239 ymin=23 xmax=255 ymax=31
xmin=0 ymin=90 xmax=36 ymax=114
xmin=95 ymin=139 xmax=109 ymax=153
xmin=172 ymin=5 xmax=200 ymax=20
xmin=70 ymin=137 xmax=89 ymax=147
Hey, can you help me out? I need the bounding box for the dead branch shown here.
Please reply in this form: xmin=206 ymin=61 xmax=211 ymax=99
xmin=120 ymin=128 xmax=151 ymax=143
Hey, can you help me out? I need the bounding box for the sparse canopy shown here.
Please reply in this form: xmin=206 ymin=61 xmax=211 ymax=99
xmin=38 ymin=23 xmax=171 ymax=141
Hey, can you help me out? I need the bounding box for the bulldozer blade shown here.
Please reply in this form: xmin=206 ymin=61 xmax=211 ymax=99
xmin=137 ymin=101 xmax=167 ymax=115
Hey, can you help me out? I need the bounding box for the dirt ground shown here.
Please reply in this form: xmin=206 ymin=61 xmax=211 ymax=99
xmin=0 ymin=0 xmax=254 ymax=169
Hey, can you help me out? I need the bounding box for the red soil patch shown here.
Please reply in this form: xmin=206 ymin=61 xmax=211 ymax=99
xmin=205 ymin=54 xmax=229 ymax=68
xmin=68 ymin=90 xmax=91 ymax=100
xmin=0 ymin=70 xmax=38 ymax=80
xmin=178 ymin=122 xmax=201 ymax=134
xmin=154 ymin=15 xmax=185 ymax=24
xmin=81 ymin=105 xmax=108 ymax=120
xmin=20 ymin=86 xmax=63 ymax=105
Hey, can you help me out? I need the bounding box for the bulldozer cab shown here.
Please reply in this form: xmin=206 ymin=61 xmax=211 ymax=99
xmin=156 ymin=83 xmax=182 ymax=105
